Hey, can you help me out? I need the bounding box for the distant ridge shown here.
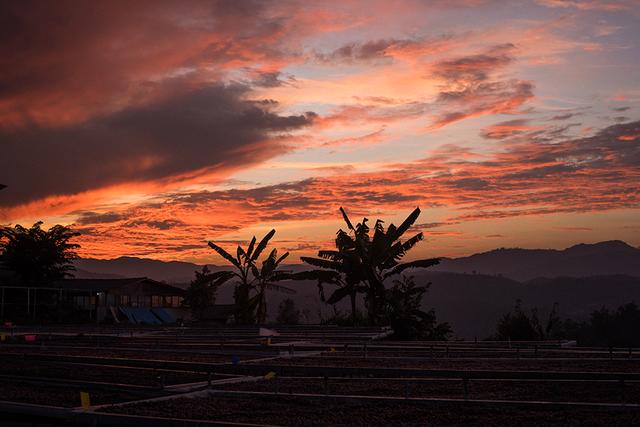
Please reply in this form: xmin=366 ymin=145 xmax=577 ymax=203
xmin=71 ymin=241 xmax=640 ymax=338
xmin=74 ymin=240 xmax=640 ymax=283
xmin=74 ymin=256 xmax=213 ymax=283
xmin=432 ymin=240 xmax=640 ymax=281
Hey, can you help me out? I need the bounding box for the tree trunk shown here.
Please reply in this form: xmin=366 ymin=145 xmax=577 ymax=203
xmin=350 ymin=292 xmax=357 ymax=325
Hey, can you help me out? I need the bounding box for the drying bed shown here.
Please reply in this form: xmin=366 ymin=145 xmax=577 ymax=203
xmin=261 ymin=356 xmax=640 ymax=373
xmin=106 ymin=394 xmax=640 ymax=426
xmin=0 ymin=381 xmax=149 ymax=408
xmin=215 ymin=377 xmax=640 ymax=403
xmin=0 ymin=359 xmax=208 ymax=386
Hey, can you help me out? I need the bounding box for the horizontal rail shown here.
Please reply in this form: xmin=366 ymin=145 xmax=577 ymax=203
xmin=221 ymin=363 xmax=640 ymax=381
xmin=208 ymin=389 xmax=640 ymax=412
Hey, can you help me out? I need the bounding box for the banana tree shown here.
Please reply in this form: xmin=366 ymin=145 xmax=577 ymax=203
xmin=251 ymin=248 xmax=295 ymax=324
xmin=207 ymin=229 xmax=275 ymax=324
xmin=304 ymin=207 xmax=440 ymax=325
xmin=300 ymin=219 xmax=367 ymax=324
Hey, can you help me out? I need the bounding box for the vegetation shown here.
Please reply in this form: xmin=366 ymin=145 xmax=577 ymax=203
xmin=183 ymin=266 xmax=225 ymax=320
xmin=382 ymin=276 xmax=451 ymax=340
xmin=207 ymin=230 xmax=294 ymax=324
xmin=492 ymin=300 xmax=640 ymax=347
xmin=276 ymin=298 xmax=300 ymax=325
xmin=300 ymin=207 xmax=440 ymax=328
xmin=492 ymin=300 xmax=561 ymax=341
xmin=566 ymin=302 xmax=640 ymax=347
xmin=0 ymin=222 xmax=80 ymax=284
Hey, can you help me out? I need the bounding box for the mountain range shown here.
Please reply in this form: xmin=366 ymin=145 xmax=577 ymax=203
xmin=73 ymin=240 xmax=640 ymax=338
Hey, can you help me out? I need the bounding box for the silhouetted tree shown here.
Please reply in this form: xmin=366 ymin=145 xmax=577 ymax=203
xmin=383 ymin=275 xmax=451 ymax=340
xmin=276 ymin=298 xmax=300 ymax=325
xmin=183 ymin=266 xmax=228 ymax=320
xmin=0 ymin=222 xmax=80 ymax=284
xmin=302 ymin=207 xmax=439 ymax=325
xmin=253 ymin=248 xmax=295 ymax=323
xmin=207 ymin=230 xmax=294 ymax=324
xmin=576 ymin=302 xmax=640 ymax=347
xmin=493 ymin=300 xmax=562 ymax=341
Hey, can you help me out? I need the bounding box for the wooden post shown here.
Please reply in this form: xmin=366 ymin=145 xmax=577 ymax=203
xmin=463 ymin=378 xmax=469 ymax=401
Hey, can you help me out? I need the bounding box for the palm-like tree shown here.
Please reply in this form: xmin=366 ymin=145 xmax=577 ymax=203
xmin=302 ymin=207 xmax=439 ymax=325
xmin=252 ymin=248 xmax=295 ymax=324
xmin=0 ymin=222 xmax=80 ymax=284
xmin=207 ymin=229 xmax=293 ymax=324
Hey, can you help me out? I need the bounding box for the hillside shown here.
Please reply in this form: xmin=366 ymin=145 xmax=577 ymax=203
xmin=433 ymin=240 xmax=640 ymax=281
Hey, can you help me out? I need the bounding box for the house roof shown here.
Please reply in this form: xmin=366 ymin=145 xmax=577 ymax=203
xmin=49 ymin=277 xmax=186 ymax=296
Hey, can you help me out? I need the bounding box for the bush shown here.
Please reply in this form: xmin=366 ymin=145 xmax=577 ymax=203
xmin=383 ymin=276 xmax=451 ymax=340
xmin=276 ymin=298 xmax=300 ymax=325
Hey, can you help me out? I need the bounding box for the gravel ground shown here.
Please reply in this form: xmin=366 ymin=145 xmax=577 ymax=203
xmin=216 ymin=377 xmax=639 ymax=403
xmin=0 ymin=360 xmax=207 ymax=386
xmin=0 ymin=381 xmax=147 ymax=408
xmin=0 ymin=346 xmax=263 ymax=363
xmin=261 ymin=356 xmax=640 ymax=373
xmin=107 ymin=394 xmax=640 ymax=426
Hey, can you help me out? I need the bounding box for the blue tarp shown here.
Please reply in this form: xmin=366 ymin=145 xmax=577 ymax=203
xmin=119 ymin=307 xmax=162 ymax=324
xmin=151 ymin=308 xmax=176 ymax=323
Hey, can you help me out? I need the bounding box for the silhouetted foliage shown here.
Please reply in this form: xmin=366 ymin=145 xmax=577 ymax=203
xmin=493 ymin=301 xmax=571 ymax=341
xmin=572 ymin=302 xmax=640 ymax=347
xmin=276 ymin=298 xmax=300 ymax=325
xmin=0 ymin=222 xmax=80 ymax=284
xmin=382 ymin=275 xmax=451 ymax=340
xmin=207 ymin=230 xmax=294 ymax=324
xmin=301 ymin=207 xmax=439 ymax=326
xmin=183 ymin=266 xmax=225 ymax=320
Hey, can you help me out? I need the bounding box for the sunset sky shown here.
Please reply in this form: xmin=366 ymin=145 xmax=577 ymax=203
xmin=1 ymin=0 xmax=639 ymax=263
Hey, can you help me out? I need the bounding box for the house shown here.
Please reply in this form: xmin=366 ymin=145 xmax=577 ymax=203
xmin=50 ymin=277 xmax=187 ymax=324
xmin=0 ymin=277 xmax=187 ymax=324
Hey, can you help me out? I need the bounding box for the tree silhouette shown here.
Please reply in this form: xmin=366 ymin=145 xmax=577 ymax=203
xmin=253 ymin=248 xmax=295 ymax=324
xmin=0 ymin=222 xmax=80 ymax=284
xmin=302 ymin=207 xmax=439 ymax=325
xmin=276 ymin=298 xmax=300 ymax=325
xmin=383 ymin=275 xmax=451 ymax=340
xmin=183 ymin=266 xmax=229 ymax=320
xmin=207 ymin=229 xmax=293 ymax=324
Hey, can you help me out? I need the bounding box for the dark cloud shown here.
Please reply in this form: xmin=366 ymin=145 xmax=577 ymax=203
xmin=125 ymin=219 xmax=185 ymax=230
xmin=550 ymin=112 xmax=578 ymax=120
xmin=432 ymin=43 xmax=516 ymax=83
xmin=481 ymin=119 xmax=530 ymax=139
xmin=0 ymin=85 xmax=315 ymax=207
xmin=317 ymin=39 xmax=407 ymax=63
xmin=428 ymin=44 xmax=533 ymax=130
xmin=75 ymin=211 xmax=124 ymax=225
xmin=252 ymin=72 xmax=295 ymax=88
xmin=448 ymin=178 xmax=490 ymax=190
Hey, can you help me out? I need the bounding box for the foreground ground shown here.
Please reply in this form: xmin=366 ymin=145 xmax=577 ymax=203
xmin=0 ymin=324 xmax=638 ymax=426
